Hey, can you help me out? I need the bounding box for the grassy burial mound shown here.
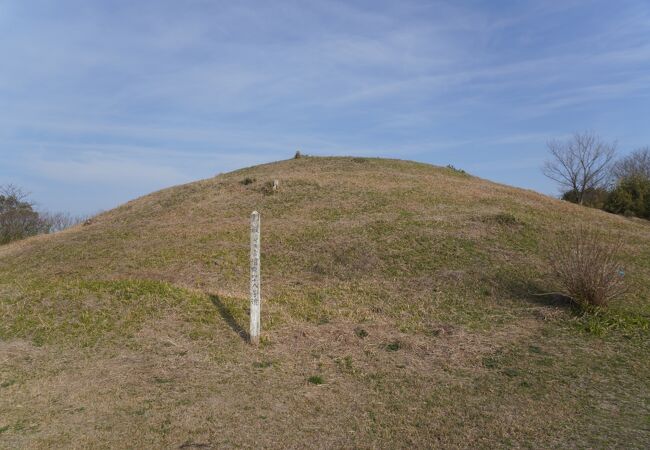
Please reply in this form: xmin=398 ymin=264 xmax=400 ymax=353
xmin=1 ymin=157 xmax=649 ymax=448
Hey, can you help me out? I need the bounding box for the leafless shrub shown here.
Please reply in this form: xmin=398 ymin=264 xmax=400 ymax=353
xmin=547 ymin=227 xmax=626 ymax=308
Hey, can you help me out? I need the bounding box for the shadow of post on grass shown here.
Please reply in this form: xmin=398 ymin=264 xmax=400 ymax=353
xmin=209 ymin=294 xmax=250 ymax=342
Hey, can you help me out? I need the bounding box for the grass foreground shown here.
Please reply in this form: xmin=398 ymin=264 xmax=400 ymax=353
xmin=1 ymin=157 xmax=649 ymax=448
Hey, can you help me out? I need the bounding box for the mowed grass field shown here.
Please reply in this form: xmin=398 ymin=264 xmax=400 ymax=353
xmin=1 ymin=157 xmax=649 ymax=448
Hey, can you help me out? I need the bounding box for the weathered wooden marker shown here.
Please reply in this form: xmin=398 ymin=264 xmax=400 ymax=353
xmin=250 ymin=211 xmax=261 ymax=345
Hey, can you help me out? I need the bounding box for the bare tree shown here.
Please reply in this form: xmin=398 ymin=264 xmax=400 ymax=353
xmin=0 ymin=184 xmax=30 ymax=204
xmin=543 ymin=132 xmax=617 ymax=205
xmin=612 ymin=147 xmax=650 ymax=181
xmin=39 ymin=211 xmax=85 ymax=233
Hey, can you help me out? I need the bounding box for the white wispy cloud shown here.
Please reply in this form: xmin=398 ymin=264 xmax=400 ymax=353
xmin=29 ymin=154 xmax=188 ymax=185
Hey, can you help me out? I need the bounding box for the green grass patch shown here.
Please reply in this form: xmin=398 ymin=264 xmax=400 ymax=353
xmin=253 ymin=361 xmax=273 ymax=369
xmin=573 ymin=308 xmax=650 ymax=338
xmin=308 ymin=375 xmax=324 ymax=385
xmin=385 ymin=341 xmax=401 ymax=351
xmin=0 ymin=278 xmax=209 ymax=347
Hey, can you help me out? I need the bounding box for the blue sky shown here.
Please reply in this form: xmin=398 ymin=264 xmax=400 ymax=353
xmin=1 ymin=0 xmax=650 ymax=215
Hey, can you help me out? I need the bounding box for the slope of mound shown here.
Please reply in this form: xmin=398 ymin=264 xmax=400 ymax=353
xmin=1 ymin=157 xmax=649 ymax=448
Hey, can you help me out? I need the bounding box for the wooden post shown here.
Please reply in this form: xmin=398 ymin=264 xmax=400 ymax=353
xmin=250 ymin=211 xmax=261 ymax=345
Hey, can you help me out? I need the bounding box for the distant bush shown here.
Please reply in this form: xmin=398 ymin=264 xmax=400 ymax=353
xmin=445 ymin=164 xmax=466 ymax=175
xmin=0 ymin=185 xmax=82 ymax=245
xmin=240 ymin=177 xmax=256 ymax=185
xmin=0 ymin=185 xmax=46 ymax=245
xmin=548 ymin=227 xmax=626 ymax=308
xmin=604 ymin=176 xmax=650 ymax=219
xmin=562 ymin=187 xmax=609 ymax=209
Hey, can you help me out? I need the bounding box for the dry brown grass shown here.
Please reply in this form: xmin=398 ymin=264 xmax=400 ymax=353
xmin=1 ymin=157 xmax=649 ymax=448
xmin=2 ymin=311 xmax=647 ymax=449
xmin=0 ymin=313 xmax=587 ymax=448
